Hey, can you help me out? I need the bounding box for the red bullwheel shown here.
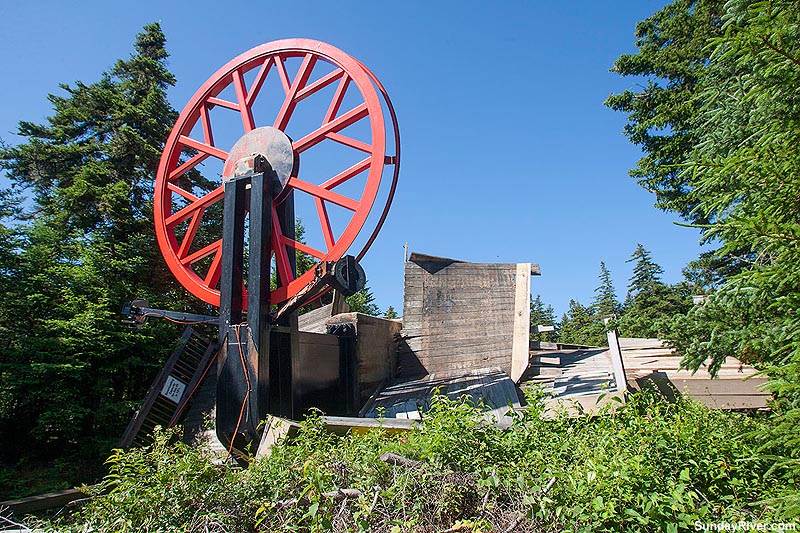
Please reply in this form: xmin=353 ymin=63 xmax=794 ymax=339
xmin=155 ymin=39 xmax=399 ymax=307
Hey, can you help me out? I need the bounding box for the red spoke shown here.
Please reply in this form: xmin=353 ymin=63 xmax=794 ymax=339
xmin=168 ymin=153 xmax=209 ymax=181
xmin=274 ymin=56 xmax=291 ymax=94
xmin=315 ymin=197 xmax=335 ymax=251
xmin=293 ymin=103 xmax=368 ymax=154
xmin=166 ymin=186 xmax=224 ymax=227
xmin=274 ymin=53 xmax=317 ymax=130
xmin=324 ymin=75 xmax=350 ymax=124
xmin=271 ymin=206 xmax=294 ymax=284
xmin=246 ymin=57 xmax=274 ymax=107
xmin=167 ymin=182 xmax=199 ymax=203
xmin=320 ymin=157 xmax=372 ymax=189
xmin=284 ymin=236 xmax=326 ymax=260
xmin=204 ymin=248 xmax=223 ymax=287
xmin=177 ymin=210 xmax=204 ymax=258
xmin=179 ymin=136 xmax=228 ymax=161
xmin=233 ymin=69 xmax=255 ymax=132
xmin=180 ymin=240 xmax=221 ymax=266
xmin=325 ymin=132 xmax=372 ymax=153
xmin=200 ymin=105 xmax=214 ymax=145
xmin=295 ymin=68 xmax=345 ymax=102
xmin=206 ymin=96 xmax=239 ymax=111
xmin=288 ymin=177 xmax=359 ymax=211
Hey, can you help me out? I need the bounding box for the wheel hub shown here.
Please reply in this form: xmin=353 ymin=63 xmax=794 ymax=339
xmin=223 ymin=126 xmax=296 ymax=188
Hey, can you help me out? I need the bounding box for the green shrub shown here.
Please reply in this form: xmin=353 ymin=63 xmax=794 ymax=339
xmin=35 ymin=390 xmax=794 ymax=532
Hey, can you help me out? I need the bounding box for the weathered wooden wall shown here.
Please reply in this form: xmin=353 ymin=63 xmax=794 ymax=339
xmin=400 ymin=253 xmax=535 ymax=381
xmin=326 ymin=312 xmax=402 ymax=405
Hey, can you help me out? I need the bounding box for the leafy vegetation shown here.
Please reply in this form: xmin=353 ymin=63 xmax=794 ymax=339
xmin=28 ymin=391 xmax=793 ymax=532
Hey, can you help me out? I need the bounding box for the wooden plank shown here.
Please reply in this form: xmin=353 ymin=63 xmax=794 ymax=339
xmin=255 ymin=415 xmax=302 ymax=458
xmin=531 ymin=341 xmax=559 ymax=350
xmin=668 ymin=377 xmax=768 ymax=395
xmin=255 ymin=415 xmax=414 ymax=457
xmin=619 ymin=337 xmax=669 ymax=349
xmin=298 ymin=303 xmax=336 ymax=333
xmin=322 ymin=416 xmax=416 ymax=435
xmin=689 ymin=394 xmax=770 ymax=410
xmin=622 ymin=357 xmax=757 ymax=374
xmin=542 ymin=391 xmax=625 ymax=418
xmin=365 ymin=367 xmax=520 ymax=422
xmin=325 ymin=312 xmax=401 ymax=406
xmin=605 ymin=323 xmax=627 ymax=393
xmin=0 ymin=488 xmax=87 ymax=515
xmin=402 ymin=258 xmax=529 ymax=377
xmin=511 ymin=263 xmax=532 ymax=382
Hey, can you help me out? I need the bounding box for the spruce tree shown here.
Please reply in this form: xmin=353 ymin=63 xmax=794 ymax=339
xmin=346 ymin=286 xmax=381 ymax=316
xmin=0 ymin=23 xmax=189 ymax=495
xmin=557 ymin=299 xmax=605 ymax=346
xmin=626 ymin=244 xmax=664 ymax=298
xmin=662 ymin=3 xmax=800 ymax=510
xmin=529 ymin=294 xmax=557 ymax=342
xmin=604 ymin=0 xmax=725 ymax=223
xmin=592 ymin=262 xmax=620 ymax=317
xmin=618 ymin=244 xmax=689 ymax=338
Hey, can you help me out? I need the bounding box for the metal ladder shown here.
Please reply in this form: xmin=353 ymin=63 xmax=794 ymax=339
xmin=118 ymin=327 xmax=217 ymax=449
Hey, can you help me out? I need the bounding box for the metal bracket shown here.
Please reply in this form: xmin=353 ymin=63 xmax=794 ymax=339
xmin=121 ymin=299 xmax=218 ymax=328
xmin=271 ymin=255 xmax=366 ymax=321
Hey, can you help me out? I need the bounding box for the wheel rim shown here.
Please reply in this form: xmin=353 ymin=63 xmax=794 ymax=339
xmin=154 ymin=39 xmax=398 ymax=307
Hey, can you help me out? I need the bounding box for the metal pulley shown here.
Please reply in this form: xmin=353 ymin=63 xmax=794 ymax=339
xmin=151 ymin=39 xmax=400 ymax=454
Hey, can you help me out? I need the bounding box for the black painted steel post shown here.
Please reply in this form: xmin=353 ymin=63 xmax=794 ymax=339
xmin=247 ymin=157 xmax=276 ymax=428
xmin=216 ymin=170 xmax=250 ymax=449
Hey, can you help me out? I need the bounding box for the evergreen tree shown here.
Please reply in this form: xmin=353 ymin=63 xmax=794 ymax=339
xmin=592 ymin=262 xmax=620 ymax=317
xmin=0 ymin=23 xmax=189 ymax=495
xmin=659 ymin=3 xmax=800 ymax=511
xmin=557 ymin=299 xmax=605 ymax=347
xmin=604 ymin=0 xmax=725 ymax=223
xmin=626 ymin=244 xmax=664 ymax=298
xmin=529 ymin=294 xmax=557 ymax=342
xmin=611 ymin=3 xmax=800 ymax=506
xmin=617 ymin=244 xmax=690 ymax=338
xmin=346 ymin=286 xmax=380 ymax=316
xmin=383 ymin=306 xmax=399 ymax=319
xmin=0 ymin=189 xmax=22 ymax=333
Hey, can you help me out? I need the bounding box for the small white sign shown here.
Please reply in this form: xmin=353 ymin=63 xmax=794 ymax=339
xmin=160 ymin=375 xmax=187 ymax=404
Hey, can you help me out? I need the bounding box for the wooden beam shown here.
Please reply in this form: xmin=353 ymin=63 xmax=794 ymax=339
xmin=511 ymin=263 xmax=531 ymax=382
xmin=0 ymin=488 xmax=88 ymax=515
xmin=604 ymin=319 xmax=628 ymax=394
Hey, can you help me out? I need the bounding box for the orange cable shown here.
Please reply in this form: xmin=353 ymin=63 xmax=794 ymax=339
xmin=227 ymin=324 xmax=252 ymax=460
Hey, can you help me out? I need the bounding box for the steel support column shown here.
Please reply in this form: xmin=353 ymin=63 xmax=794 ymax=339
xmin=217 ymin=170 xmax=250 ymax=450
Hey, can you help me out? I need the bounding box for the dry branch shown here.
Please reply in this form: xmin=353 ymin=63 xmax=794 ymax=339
xmin=379 ymin=452 xmax=421 ymax=468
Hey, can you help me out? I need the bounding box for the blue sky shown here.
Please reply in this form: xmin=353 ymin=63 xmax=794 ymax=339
xmin=0 ymin=0 xmax=703 ymax=317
